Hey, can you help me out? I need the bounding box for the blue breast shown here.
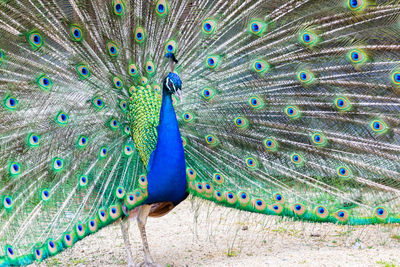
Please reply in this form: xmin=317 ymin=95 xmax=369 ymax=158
xmin=145 ymin=90 xmax=187 ymax=205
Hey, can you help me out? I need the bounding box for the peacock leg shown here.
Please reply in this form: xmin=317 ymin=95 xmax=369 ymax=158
xmin=136 ymin=204 xmax=162 ymax=267
xmin=120 ymin=217 xmax=134 ymax=267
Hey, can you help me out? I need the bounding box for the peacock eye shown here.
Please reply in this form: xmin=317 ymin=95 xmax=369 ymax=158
xmin=291 ymin=153 xmax=304 ymax=165
xmin=248 ymin=19 xmax=267 ymax=36
xmin=128 ymin=63 xmax=138 ymax=77
xmin=76 ymin=64 xmax=90 ymax=79
xmin=251 ymin=60 xmax=269 ymax=74
xmin=311 ymin=132 xmax=328 ymax=147
xmin=299 ymin=30 xmax=318 ymax=46
xmin=28 ymin=31 xmax=43 ymax=49
xmin=124 ymin=144 xmax=134 ymax=156
xmin=79 ymin=175 xmax=88 ymax=187
xmin=74 ymin=29 xmax=80 ymax=38
xmin=205 ymin=134 xmax=219 ymax=146
xmin=107 ymin=41 xmax=119 ymax=57
xmin=201 ymin=88 xmax=215 ymax=100
xmin=113 ymin=0 xmax=126 ymax=16
xmin=245 ymin=157 xmax=258 ymax=169
xmin=202 ymin=19 xmax=217 ymax=34
xmin=155 ymin=0 xmax=168 ymax=16
xmin=370 ymin=119 xmax=388 ymax=134
xmin=9 ymin=162 xmax=21 ymax=176
xmin=37 ymin=74 xmax=53 ymax=91
xmin=41 ymin=189 xmax=51 ymax=201
xmin=113 ymin=76 xmax=123 ymax=89
xmin=182 ymin=112 xmax=194 ymax=122
xmin=205 ymin=55 xmax=221 ymax=69
xmin=109 ymin=118 xmax=119 ymax=130
xmin=70 ymin=25 xmax=83 ymax=41
xmin=234 ymin=116 xmax=248 ymax=129
xmin=140 ymin=76 xmax=148 ymax=86
xmin=77 ymin=135 xmax=89 ymax=148
xmin=347 ymin=49 xmax=367 ymax=65
xmin=145 ymin=60 xmax=156 ymax=76
xmin=284 ymin=106 xmax=301 ymax=119
xmin=337 ymin=166 xmax=352 ymax=178
xmin=165 ymin=39 xmax=177 ymax=53
xmin=334 ymin=96 xmax=352 ymax=111
xmin=4 ymin=95 xmax=18 ymax=110
xmin=119 ymin=100 xmax=127 ymax=112
xmin=134 ymin=27 xmax=146 ymax=43
xmin=52 ymin=157 xmax=64 ymax=171
xmin=264 ymin=138 xmax=278 ymax=151
xmin=92 ymin=97 xmax=105 ymax=110
xmin=248 ymin=96 xmax=265 ymax=109
xmin=99 ymin=147 xmax=108 ymax=158
xmin=56 ymin=111 xmax=69 ymax=125
xmin=347 ymin=0 xmax=367 ymax=11
xmin=297 ymin=70 xmax=314 ymax=84
xmin=27 ymin=133 xmax=41 ymax=147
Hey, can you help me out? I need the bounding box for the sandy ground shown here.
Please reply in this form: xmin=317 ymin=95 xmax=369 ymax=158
xmin=37 ymin=199 xmax=400 ymax=267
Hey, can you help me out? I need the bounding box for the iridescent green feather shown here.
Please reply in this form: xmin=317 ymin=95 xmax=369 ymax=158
xmin=1 ymin=0 xmax=400 ymax=265
xmin=128 ymin=84 xmax=162 ymax=167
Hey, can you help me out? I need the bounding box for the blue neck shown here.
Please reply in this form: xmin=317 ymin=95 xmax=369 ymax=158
xmin=145 ymin=89 xmax=187 ymax=205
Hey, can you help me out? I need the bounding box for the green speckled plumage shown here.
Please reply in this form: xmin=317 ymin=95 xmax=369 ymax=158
xmin=128 ymin=83 xmax=162 ymax=167
xmin=0 ymin=0 xmax=400 ymax=265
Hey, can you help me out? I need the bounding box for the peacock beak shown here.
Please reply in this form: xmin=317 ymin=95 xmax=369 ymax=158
xmin=176 ymin=89 xmax=182 ymax=101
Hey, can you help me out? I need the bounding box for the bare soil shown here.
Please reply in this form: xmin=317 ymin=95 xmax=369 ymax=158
xmin=37 ymin=199 xmax=400 ymax=267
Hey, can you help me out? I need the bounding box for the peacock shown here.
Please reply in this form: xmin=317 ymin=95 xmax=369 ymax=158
xmin=0 ymin=0 xmax=400 ymax=266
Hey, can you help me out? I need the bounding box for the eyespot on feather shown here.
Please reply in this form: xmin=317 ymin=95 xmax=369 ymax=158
xmin=145 ymin=60 xmax=156 ymax=76
xmin=165 ymin=39 xmax=177 ymax=53
xmin=205 ymin=55 xmax=221 ymax=69
xmin=264 ymin=138 xmax=279 ymax=152
xmin=202 ymin=19 xmax=217 ymax=35
xmin=347 ymin=0 xmax=368 ymax=12
xmin=77 ymin=135 xmax=89 ymax=149
xmin=113 ymin=0 xmax=126 ymax=16
xmin=251 ymin=60 xmax=269 ymax=74
xmin=292 ymin=203 xmax=306 ymax=216
xmin=76 ymin=64 xmax=90 ymax=79
xmin=186 ymin=168 xmax=196 ymax=181
xmin=107 ymin=41 xmax=119 ymax=57
xmin=36 ymin=74 xmax=52 ymax=91
xmin=3 ymin=95 xmax=18 ymax=111
xmin=27 ymin=133 xmax=40 ymax=147
xmin=248 ymin=19 xmax=267 ymax=36
xmin=27 ymin=31 xmax=43 ymax=50
xmin=155 ymin=0 xmax=169 ymax=17
xmin=69 ymin=25 xmax=83 ymax=42
xmin=370 ymin=119 xmax=388 ymax=134
xmin=311 ymin=132 xmax=328 ymax=147
xmin=134 ymin=27 xmax=146 ymax=43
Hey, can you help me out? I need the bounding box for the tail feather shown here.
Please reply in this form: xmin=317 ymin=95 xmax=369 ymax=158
xmin=179 ymin=0 xmax=400 ymax=225
xmin=1 ymin=0 xmax=400 ymax=265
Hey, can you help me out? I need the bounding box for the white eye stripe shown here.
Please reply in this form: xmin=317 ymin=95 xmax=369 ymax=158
xmin=166 ymin=77 xmax=172 ymax=90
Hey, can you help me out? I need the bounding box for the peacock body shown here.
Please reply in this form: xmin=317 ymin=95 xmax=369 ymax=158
xmin=0 ymin=0 xmax=399 ymax=266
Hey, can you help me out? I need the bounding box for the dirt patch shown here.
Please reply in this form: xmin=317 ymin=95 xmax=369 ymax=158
xmin=37 ymin=199 xmax=400 ymax=267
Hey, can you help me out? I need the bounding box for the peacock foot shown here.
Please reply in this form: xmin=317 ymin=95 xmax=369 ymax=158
xmin=135 ymin=262 xmax=166 ymax=267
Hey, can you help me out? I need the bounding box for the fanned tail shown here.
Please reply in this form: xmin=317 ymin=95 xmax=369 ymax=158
xmin=0 ymin=0 xmax=158 ymax=265
xmin=176 ymin=0 xmax=400 ymax=225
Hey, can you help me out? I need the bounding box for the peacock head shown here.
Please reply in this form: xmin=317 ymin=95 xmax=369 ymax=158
xmin=163 ymin=72 xmax=182 ymax=101
xmin=163 ymin=53 xmax=182 ymax=100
